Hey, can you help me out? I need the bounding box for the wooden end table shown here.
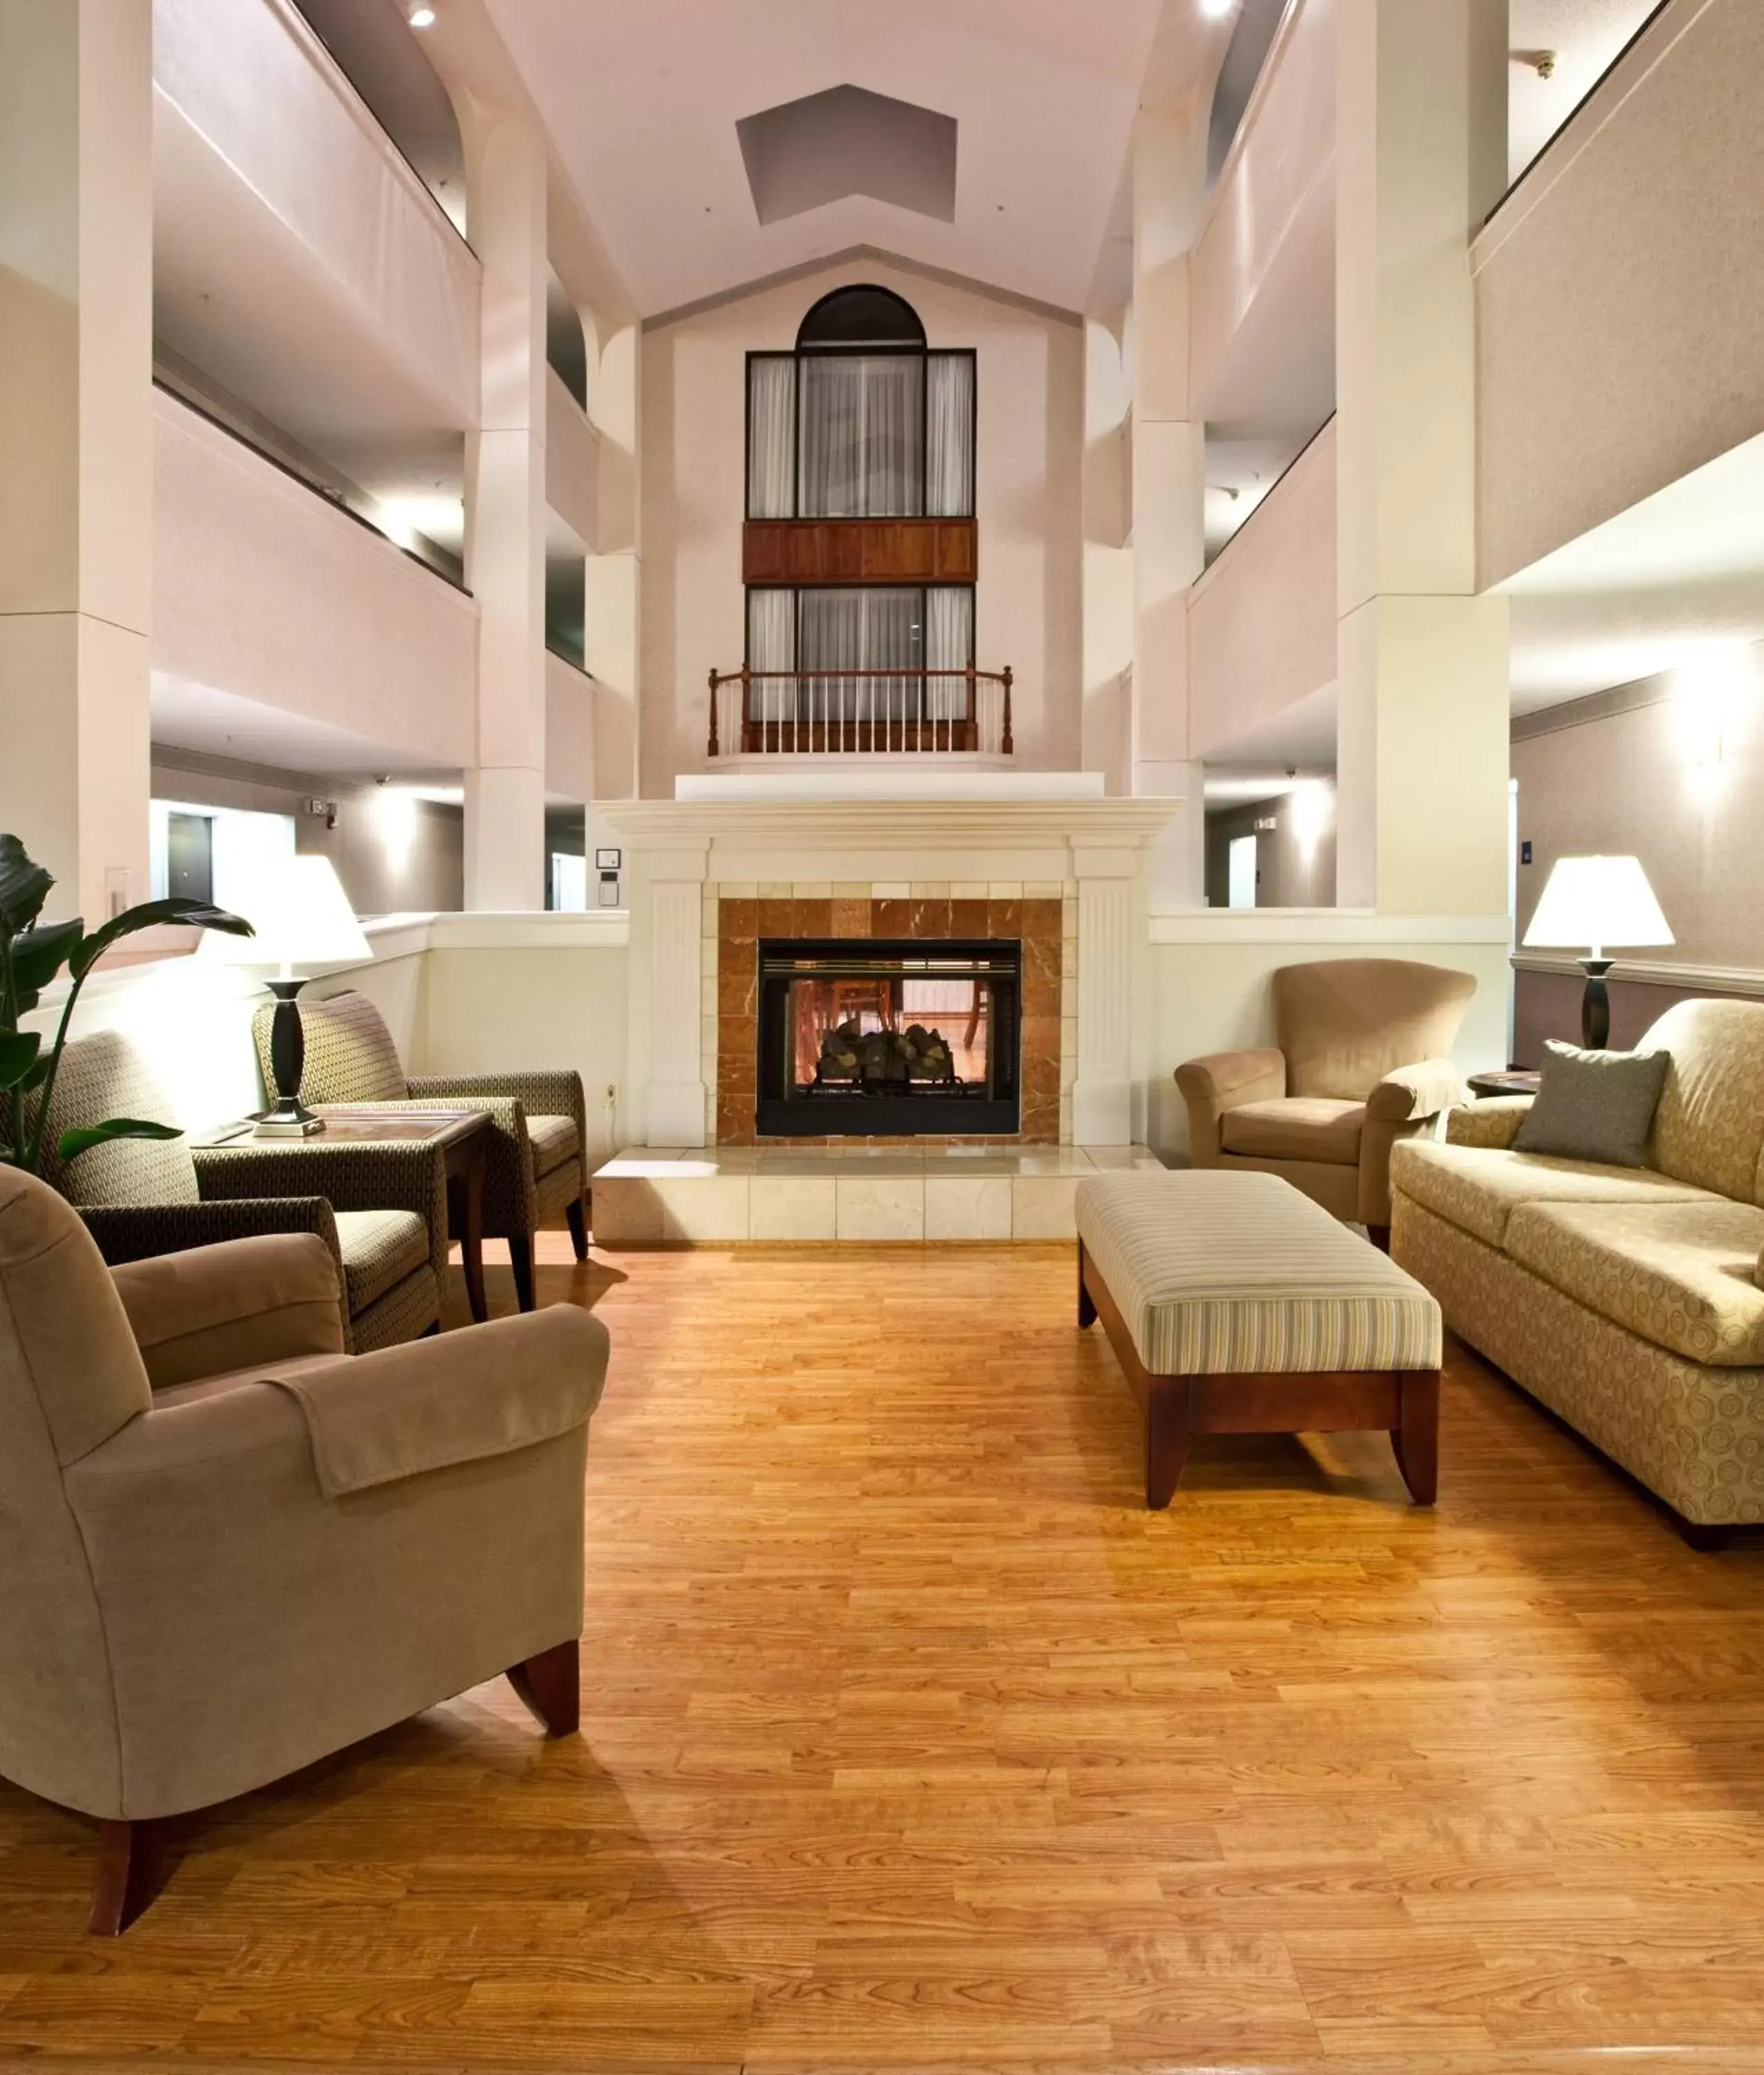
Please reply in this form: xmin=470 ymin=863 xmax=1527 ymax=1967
xmin=297 ymin=1109 xmax=493 ymax=1324
xmin=1466 ymin=1069 xmax=1541 ymax=1099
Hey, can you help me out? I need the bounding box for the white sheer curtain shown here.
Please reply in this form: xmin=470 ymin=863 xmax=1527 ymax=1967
xmin=798 ymin=354 xmax=924 ymax=517
xmin=746 ymin=357 xmax=796 ymax=518
xmin=925 ymin=353 xmax=975 ymax=517
xmin=924 ymin=586 xmax=973 ymax=720
xmin=798 ymin=587 xmax=922 ymax=722
xmin=746 ymin=589 xmax=796 ymax=736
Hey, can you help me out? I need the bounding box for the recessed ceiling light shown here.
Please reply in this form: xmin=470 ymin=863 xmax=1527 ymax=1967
xmin=408 ymin=6 xmax=436 ymax=26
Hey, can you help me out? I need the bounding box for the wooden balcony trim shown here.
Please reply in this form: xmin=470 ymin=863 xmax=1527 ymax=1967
xmin=742 ymin=516 xmax=979 ymax=587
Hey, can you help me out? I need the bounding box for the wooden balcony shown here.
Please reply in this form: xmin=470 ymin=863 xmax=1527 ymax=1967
xmin=742 ymin=517 xmax=977 ymax=587
xmin=708 ymin=667 xmax=1013 ymax=757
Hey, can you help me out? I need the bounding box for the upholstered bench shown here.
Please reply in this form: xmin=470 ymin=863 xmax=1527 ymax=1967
xmin=1075 ymin=1170 xmax=1444 ymax=1509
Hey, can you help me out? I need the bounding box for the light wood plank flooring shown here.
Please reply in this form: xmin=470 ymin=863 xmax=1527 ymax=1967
xmin=3 ymin=1239 xmax=1764 ymax=2072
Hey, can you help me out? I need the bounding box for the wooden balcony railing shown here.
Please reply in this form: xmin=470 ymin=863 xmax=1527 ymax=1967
xmin=707 ymin=666 xmax=1014 ymax=757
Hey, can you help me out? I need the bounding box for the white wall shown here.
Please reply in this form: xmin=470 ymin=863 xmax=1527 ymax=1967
xmin=545 ymin=650 xmax=595 ymax=804
xmin=154 ymin=390 xmax=479 ymax=770
xmin=1187 ymin=421 xmax=1336 ymax=759
xmin=546 ymin=363 xmax=598 ymax=549
xmin=640 ymin=256 xmax=1085 ymax=791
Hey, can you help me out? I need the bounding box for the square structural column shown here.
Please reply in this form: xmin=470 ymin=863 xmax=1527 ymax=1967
xmin=463 ymin=110 xmax=549 ymax=910
xmin=0 ymin=0 xmax=153 ymax=920
xmin=1070 ymin=840 xmax=1148 ymax=1146
xmin=1334 ymin=0 xmax=1511 ymax=917
xmin=634 ymin=844 xmax=710 ymax=1147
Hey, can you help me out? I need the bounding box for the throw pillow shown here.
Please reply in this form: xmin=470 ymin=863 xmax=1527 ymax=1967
xmin=1513 ymin=1040 xmax=1670 ymax=1168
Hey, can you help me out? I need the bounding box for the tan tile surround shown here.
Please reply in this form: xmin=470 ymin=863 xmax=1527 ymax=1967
xmin=702 ymin=880 xmax=1077 ymax=1146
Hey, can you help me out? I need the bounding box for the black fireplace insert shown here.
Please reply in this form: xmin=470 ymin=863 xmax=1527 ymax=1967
xmin=756 ymin=938 xmax=1021 ymax=1136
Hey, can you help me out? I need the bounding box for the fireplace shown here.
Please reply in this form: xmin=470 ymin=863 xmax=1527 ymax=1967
xmin=756 ymin=938 xmax=1021 ymax=1137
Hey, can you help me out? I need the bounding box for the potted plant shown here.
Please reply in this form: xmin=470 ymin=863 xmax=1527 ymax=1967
xmin=0 ymin=835 xmax=253 ymax=1175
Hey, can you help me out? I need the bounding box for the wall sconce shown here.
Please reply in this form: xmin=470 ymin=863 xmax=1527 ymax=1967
xmin=1289 ymin=780 xmax=1332 ymax=854
xmin=1672 ymin=647 xmax=1752 ymax=793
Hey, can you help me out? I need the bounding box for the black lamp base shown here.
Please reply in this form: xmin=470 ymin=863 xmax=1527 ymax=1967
xmin=1579 ymin=957 xmax=1615 ymax=1051
xmin=253 ymin=979 xmax=325 ymax=1136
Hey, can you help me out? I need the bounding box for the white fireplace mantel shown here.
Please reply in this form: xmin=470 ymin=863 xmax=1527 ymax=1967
xmin=605 ymin=795 xmax=1182 ymax=1149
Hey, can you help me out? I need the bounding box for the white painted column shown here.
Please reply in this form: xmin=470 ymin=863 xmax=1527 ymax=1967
xmin=0 ymin=0 xmax=152 ymax=921
xmin=463 ymin=112 xmax=548 ymax=910
xmin=1070 ymin=842 xmax=1143 ymax=1145
xmin=1335 ymin=0 xmax=1511 ymax=915
xmin=1130 ymin=102 xmax=1207 ymax=905
xmin=638 ymin=847 xmax=708 ymax=1146
xmin=586 ymin=318 xmax=641 ymax=809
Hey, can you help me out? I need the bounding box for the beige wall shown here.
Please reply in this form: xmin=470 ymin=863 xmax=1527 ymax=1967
xmin=639 ymin=256 xmax=1085 ymax=792
xmin=1476 ymin=0 xmax=1764 ymax=587
xmin=1512 ymin=643 xmax=1764 ymax=971
xmin=154 ymin=391 xmax=479 ymax=771
xmin=1187 ymin=421 xmax=1335 ymax=759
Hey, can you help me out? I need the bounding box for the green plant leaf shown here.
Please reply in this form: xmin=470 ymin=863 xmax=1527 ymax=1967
xmin=0 ymin=837 xmax=54 ymax=934
xmin=10 ymin=918 xmax=83 ymax=995
xmin=0 ymin=1031 xmax=42 ymax=1091
xmin=55 ymin=1117 xmax=184 ymax=1165
xmin=70 ymin=899 xmax=255 ymax=980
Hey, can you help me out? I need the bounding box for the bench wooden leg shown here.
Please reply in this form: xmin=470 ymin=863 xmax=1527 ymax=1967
xmin=1077 ymin=1242 xmax=1096 ymax=1327
xmin=1145 ymin=1379 xmax=1191 ymax=1510
xmin=1392 ymin=1370 xmax=1440 ymax=1504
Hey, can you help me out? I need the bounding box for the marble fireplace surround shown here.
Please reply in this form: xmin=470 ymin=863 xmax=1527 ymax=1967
xmin=713 ymin=886 xmax=1068 ymax=1146
xmin=607 ymin=797 xmax=1179 ymax=1149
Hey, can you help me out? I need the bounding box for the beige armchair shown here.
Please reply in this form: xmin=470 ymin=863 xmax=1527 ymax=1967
xmin=1175 ymin=958 xmax=1476 ymax=1242
xmin=0 ymin=1166 xmax=607 ymax=1933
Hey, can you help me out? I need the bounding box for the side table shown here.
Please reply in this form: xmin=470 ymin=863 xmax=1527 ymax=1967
xmin=1466 ymin=1070 xmax=1541 ymax=1100
xmin=304 ymin=1110 xmax=492 ymax=1322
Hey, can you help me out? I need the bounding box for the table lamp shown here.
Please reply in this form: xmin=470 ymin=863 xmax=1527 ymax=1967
xmin=202 ymin=854 xmax=373 ymax=1134
xmin=1521 ymin=854 xmax=1672 ymax=1049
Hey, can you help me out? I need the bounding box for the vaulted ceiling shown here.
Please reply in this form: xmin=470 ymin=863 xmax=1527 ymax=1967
xmin=484 ymin=0 xmax=1171 ymax=316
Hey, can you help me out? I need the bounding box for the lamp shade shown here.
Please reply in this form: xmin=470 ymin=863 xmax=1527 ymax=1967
xmin=1522 ymin=855 xmax=1673 ymax=957
xmin=199 ymin=854 xmax=372 ymax=970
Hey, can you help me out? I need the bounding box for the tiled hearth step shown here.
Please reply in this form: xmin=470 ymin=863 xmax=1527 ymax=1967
xmin=591 ymin=1145 xmax=1165 ymax=1245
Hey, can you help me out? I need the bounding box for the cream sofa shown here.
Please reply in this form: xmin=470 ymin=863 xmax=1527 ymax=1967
xmin=1390 ymin=998 xmax=1764 ymax=1542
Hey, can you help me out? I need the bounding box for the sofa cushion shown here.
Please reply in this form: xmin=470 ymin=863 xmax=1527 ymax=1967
xmin=334 ymin=1209 xmax=429 ymax=1314
xmin=1389 ymin=1139 xmax=1718 ymax=1251
xmin=526 ymin=1113 xmax=580 ymax=1179
xmin=1642 ymin=999 xmax=1764 ymax=1206
xmin=1220 ymin=1098 xmax=1365 ymax=1167
xmin=1504 ymin=1199 xmax=1764 ymax=1368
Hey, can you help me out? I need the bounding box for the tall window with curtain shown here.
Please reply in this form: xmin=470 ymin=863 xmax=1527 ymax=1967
xmin=742 ymin=284 xmax=978 ymax=746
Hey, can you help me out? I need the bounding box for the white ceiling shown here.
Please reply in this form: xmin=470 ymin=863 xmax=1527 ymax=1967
xmin=1500 ymin=428 xmax=1764 ymax=714
xmin=151 ymin=674 xmax=463 ymax=782
xmin=486 ymin=0 xmax=1170 ymax=316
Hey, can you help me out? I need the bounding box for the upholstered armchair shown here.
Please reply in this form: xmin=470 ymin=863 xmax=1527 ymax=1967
xmin=1175 ymin=958 xmax=1476 ymax=1242
xmin=0 ymin=1165 xmax=607 ymax=1932
xmin=43 ymin=1031 xmax=448 ymax=1349
xmin=253 ymin=990 xmax=589 ymax=1310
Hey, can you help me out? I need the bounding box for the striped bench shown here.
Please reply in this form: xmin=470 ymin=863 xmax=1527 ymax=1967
xmin=1075 ymin=1170 xmax=1443 ymax=1509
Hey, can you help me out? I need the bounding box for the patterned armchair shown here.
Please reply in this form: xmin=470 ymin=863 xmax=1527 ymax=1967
xmin=252 ymin=990 xmax=589 ymax=1311
xmin=42 ymin=1031 xmax=447 ymax=1351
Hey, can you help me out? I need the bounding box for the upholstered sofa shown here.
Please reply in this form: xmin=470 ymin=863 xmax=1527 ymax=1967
xmin=1390 ymin=997 xmax=1764 ymax=1541
xmin=1175 ymin=958 xmax=1476 ymax=1242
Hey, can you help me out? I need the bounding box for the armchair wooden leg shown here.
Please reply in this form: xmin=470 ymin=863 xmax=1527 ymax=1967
xmin=1366 ymin=1223 xmax=1392 ymax=1253
xmin=566 ymin=1197 xmax=589 ymax=1263
xmin=90 ymin=1818 xmax=167 ymax=1936
xmin=507 ymin=1640 xmax=580 ymax=1736
xmin=509 ymin=1235 xmax=535 ymax=1311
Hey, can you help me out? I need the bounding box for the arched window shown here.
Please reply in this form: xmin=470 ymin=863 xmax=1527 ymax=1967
xmin=746 ymin=285 xmax=974 ymax=521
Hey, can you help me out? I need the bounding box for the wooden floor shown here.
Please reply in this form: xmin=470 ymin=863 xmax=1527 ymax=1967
xmin=4 ymin=1240 xmax=1764 ymax=2074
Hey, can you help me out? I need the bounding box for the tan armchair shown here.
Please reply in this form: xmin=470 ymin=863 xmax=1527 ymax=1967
xmin=0 ymin=1166 xmax=607 ymax=1933
xmin=1175 ymin=958 xmax=1476 ymax=1241
xmin=254 ymin=990 xmax=589 ymax=1311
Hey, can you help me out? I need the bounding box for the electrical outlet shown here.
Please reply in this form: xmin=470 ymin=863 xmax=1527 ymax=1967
xmin=603 ymin=1082 xmax=618 ymax=1106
